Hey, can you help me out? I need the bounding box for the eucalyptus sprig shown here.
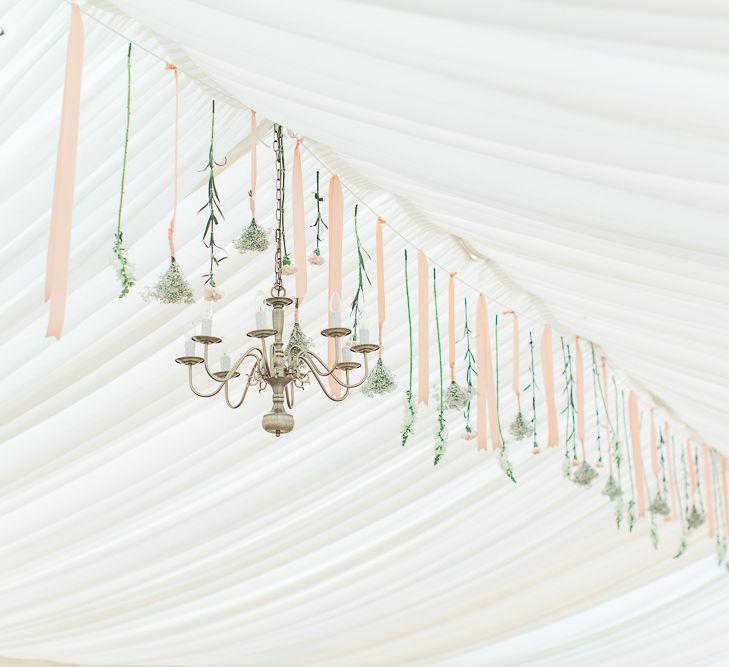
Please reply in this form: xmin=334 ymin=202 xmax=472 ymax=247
xmin=620 ymin=388 xmax=637 ymax=532
xmin=494 ymin=314 xmax=516 ymax=482
xmin=112 ymin=43 xmax=135 ymax=298
xmin=560 ymin=337 xmax=578 ymax=472
xmin=433 ymin=268 xmax=447 ymax=465
xmin=673 ymin=435 xmax=689 ymax=558
xmin=527 ymin=331 xmax=539 ymax=452
xmin=590 ymin=343 xmax=603 ymax=466
xmin=401 ymin=249 xmax=417 ymax=446
xmin=462 ymin=298 xmax=477 ymax=439
xmin=310 ymin=170 xmax=327 ymax=258
xmin=349 ymin=204 xmax=372 ymax=339
xmin=199 ymin=100 xmax=227 ymax=287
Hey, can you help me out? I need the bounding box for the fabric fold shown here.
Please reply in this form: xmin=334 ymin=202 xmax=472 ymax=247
xmin=45 ymin=3 xmax=85 ymax=339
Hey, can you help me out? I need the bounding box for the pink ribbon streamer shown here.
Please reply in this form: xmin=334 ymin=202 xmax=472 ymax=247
xmin=45 ymin=3 xmax=84 ymax=339
xmin=541 ymin=325 xmax=559 ymax=447
xmin=448 ymin=273 xmax=456 ymax=382
xmin=418 ymin=251 xmax=429 ymax=405
xmin=476 ymin=295 xmax=488 ymax=451
xmin=477 ymin=294 xmax=501 ymax=450
xmin=649 ymin=408 xmax=659 ymax=483
xmin=687 ymin=439 xmax=697 ymax=502
xmin=292 ymin=140 xmax=307 ymax=303
xmin=164 ymin=64 xmax=179 ymax=258
xmin=575 ymin=336 xmax=585 ymax=459
xmin=628 ymin=391 xmax=646 ymax=517
xmin=376 ymin=218 xmax=386 ymax=356
xmin=249 ymin=111 xmax=257 ymax=218
xmin=327 ymin=176 xmax=343 ymax=398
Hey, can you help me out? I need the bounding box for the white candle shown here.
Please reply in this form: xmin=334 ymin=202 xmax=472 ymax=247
xmin=201 ymin=301 xmax=213 ymax=336
xmin=255 ymin=290 xmax=267 ymax=329
xmin=342 ymin=339 xmax=352 ymax=362
xmin=220 ymin=352 xmax=231 ymax=372
xmin=359 ymin=322 xmax=370 ymax=344
xmin=184 ymin=338 xmax=196 ymax=357
xmin=330 ymin=291 xmax=342 ymax=328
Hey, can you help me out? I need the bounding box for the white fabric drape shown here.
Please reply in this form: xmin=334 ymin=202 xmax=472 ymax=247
xmin=0 ymin=1 xmax=728 ymax=666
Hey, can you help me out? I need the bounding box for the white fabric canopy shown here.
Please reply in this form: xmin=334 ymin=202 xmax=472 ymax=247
xmin=0 ymin=1 xmax=728 ymax=665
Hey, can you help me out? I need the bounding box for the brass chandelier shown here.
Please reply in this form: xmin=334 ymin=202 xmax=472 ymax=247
xmin=175 ymin=125 xmax=379 ymax=436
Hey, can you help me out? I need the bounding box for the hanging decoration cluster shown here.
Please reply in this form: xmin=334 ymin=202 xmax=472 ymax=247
xmin=44 ymin=4 xmax=729 ymax=576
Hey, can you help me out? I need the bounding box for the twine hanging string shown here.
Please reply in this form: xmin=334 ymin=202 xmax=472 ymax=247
xmin=249 ymin=110 xmax=257 ymax=220
xmin=292 ymin=138 xmax=308 ymax=302
xmin=164 ymin=63 xmax=179 ymax=258
xmin=376 ymin=218 xmax=386 ymax=357
xmin=448 ymin=273 xmax=457 ymax=382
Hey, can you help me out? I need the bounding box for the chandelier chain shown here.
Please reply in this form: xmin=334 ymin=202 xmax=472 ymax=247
xmin=272 ymin=124 xmax=285 ymax=296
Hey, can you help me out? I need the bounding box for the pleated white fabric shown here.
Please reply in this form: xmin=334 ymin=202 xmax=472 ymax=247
xmin=0 ymin=1 xmax=728 ymax=666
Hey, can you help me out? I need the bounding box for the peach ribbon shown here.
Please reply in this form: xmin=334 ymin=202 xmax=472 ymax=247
xmin=723 ymin=459 xmax=729 ymax=535
xmin=45 ymin=3 xmax=84 ymax=339
xmin=704 ymin=445 xmax=715 ymax=538
xmin=448 ymin=273 xmax=456 ymax=381
xmin=665 ymin=423 xmax=678 ymax=520
xmin=164 ymin=64 xmax=179 ymax=258
xmin=541 ymin=325 xmax=559 ymax=447
xmin=376 ymin=218 xmax=386 ymax=356
xmin=649 ymin=408 xmax=659 ymax=484
xmin=687 ymin=439 xmax=697 ymax=502
xmin=628 ymin=391 xmax=646 ymax=517
xmin=575 ymin=336 xmax=585 ymax=458
xmin=502 ymin=311 xmax=520 ymax=411
xmin=292 ymin=140 xmax=307 ymax=303
xmin=327 ymin=176 xmax=343 ymax=398
xmin=477 ymin=294 xmax=502 ymax=450
xmin=418 ymin=251 xmax=429 ymax=405
xmin=602 ymin=356 xmax=612 ymax=473
xmin=249 ymin=111 xmax=257 ymax=218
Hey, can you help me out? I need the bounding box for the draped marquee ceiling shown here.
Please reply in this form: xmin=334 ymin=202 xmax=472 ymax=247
xmin=0 ymin=1 xmax=728 ymax=665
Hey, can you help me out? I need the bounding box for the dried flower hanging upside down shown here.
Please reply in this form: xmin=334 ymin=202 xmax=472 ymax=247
xmin=509 ymin=411 xmax=534 ymax=440
xmin=362 ymin=358 xmax=397 ymax=397
xmin=602 ymin=475 xmax=623 ymax=501
xmin=234 ymin=219 xmax=269 ymax=253
xmin=572 ymin=461 xmax=599 ymax=488
xmin=285 ymin=322 xmax=312 ymax=368
xmin=144 ymin=258 xmax=194 ymax=304
xmin=649 ymin=493 xmax=671 ymax=517
xmin=438 ymin=381 xmax=473 ymax=411
xmin=687 ymin=504 xmax=705 ymax=531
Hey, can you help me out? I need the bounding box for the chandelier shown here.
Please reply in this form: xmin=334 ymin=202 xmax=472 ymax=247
xmin=175 ymin=125 xmax=379 ymax=436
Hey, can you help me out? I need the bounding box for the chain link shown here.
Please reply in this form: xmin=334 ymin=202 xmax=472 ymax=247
xmin=272 ymin=124 xmax=285 ymax=296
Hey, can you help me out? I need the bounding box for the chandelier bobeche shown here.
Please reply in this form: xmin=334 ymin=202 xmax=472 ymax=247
xmin=175 ymin=125 xmax=379 ymax=436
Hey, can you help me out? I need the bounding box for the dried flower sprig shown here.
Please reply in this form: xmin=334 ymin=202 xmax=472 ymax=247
xmin=620 ymin=387 xmax=637 ymax=532
xmin=285 ymin=323 xmax=312 ymax=369
xmin=494 ymin=314 xmax=516 ymax=483
xmin=144 ymin=258 xmax=194 ymax=304
xmin=462 ymin=298 xmax=477 ymax=439
xmin=590 ymin=343 xmax=603 ymax=466
xmin=401 ymin=250 xmax=417 ymax=446
xmin=309 ymin=170 xmax=327 ymax=262
xmin=560 ymin=337 xmax=578 ymax=469
xmin=442 ymin=381 xmax=473 ymax=411
xmin=199 ymin=100 xmax=227 ymax=287
xmin=572 ymin=461 xmax=599 ymax=488
xmin=433 ymin=269 xmax=447 ymax=465
xmin=235 ymin=218 xmax=269 ymax=253
xmin=112 ymin=43 xmax=135 ymax=298
xmin=362 ymin=358 xmax=397 ymax=397
xmin=350 ymin=204 xmax=371 ymax=339
xmin=527 ymin=331 xmax=539 ymax=453
xmin=673 ymin=435 xmax=689 ymax=558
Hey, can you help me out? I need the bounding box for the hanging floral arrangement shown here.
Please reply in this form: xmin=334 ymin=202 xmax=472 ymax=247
xmin=461 ymin=298 xmax=477 ymax=441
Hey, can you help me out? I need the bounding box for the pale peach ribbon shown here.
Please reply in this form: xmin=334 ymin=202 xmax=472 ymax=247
xmin=704 ymin=445 xmax=715 ymax=538
xmin=164 ymin=64 xmax=179 ymax=258
xmin=602 ymin=356 xmax=612 ymax=473
xmin=477 ymin=294 xmax=502 ymax=450
xmin=575 ymin=336 xmax=585 ymax=459
xmin=417 ymin=251 xmax=429 ymax=405
xmin=448 ymin=273 xmax=456 ymax=382
xmin=687 ymin=439 xmax=697 ymax=503
xmin=628 ymin=391 xmax=646 ymax=517
xmin=476 ymin=295 xmax=488 ymax=451
xmin=665 ymin=422 xmax=678 ymax=520
xmin=292 ymin=140 xmax=307 ymax=303
xmin=502 ymin=311 xmax=520 ymax=411
xmin=722 ymin=459 xmax=729 ymax=535
xmin=541 ymin=325 xmax=559 ymax=447
xmin=327 ymin=176 xmax=343 ymax=398
xmin=249 ymin=111 xmax=257 ymax=218
xmin=45 ymin=3 xmax=84 ymax=340
xmin=376 ymin=218 xmax=386 ymax=357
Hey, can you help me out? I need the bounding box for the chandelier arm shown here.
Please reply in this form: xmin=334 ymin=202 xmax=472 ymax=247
xmin=285 ymin=382 xmax=294 ymax=409
xmin=307 ymin=352 xmax=371 ymax=390
xmin=188 ymin=365 xmax=227 ymax=398
xmin=304 ymin=350 xmax=338 ymax=377
xmin=203 ymin=345 xmax=263 ymax=383
xmin=225 ymin=358 xmax=261 ymax=409
xmin=301 ymin=357 xmax=351 ymax=402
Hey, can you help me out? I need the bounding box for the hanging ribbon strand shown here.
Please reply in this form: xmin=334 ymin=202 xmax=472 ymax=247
xmin=505 ymin=311 xmax=532 ymax=441
xmin=477 ymin=294 xmax=502 ymax=450
xmin=575 ymin=336 xmax=586 ymax=460
xmin=46 ymin=3 xmax=85 ymax=337
xmin=292 ymin=139 xmax=307 ymax=302
xmin=628 ymin=391 xmax=646 ymax=518
xmin=249 ymin=110 xmax=257 ymax=218
xmin=417 ymin=250 xmax=429 ymax=406
xmin=476 ymin=296 xmax=489 ymax=451
xmin=376 ymin=218 xmax=386 ymax=355
xmin=165 ymin=63 xmax=179 ymax=259
xmin=327 ymin=175 xmax=344 ymax=398
xmin=541 ymin=325 xmax=559 ymax=447
xmin=234 ymin=110 xmax=268 ymax=253
xmin=448 ymin=273 xmax=456 ymax=381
